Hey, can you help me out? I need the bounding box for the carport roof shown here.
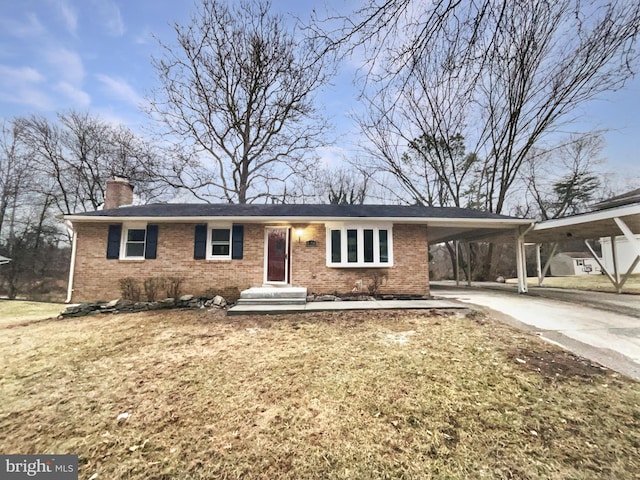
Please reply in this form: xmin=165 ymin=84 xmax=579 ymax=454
xmin=524 ymin=203 xmax=640 ymax=243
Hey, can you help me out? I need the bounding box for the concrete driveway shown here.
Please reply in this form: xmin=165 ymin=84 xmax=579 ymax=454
xmin=430 ymin=282 xmax=640 ymax=380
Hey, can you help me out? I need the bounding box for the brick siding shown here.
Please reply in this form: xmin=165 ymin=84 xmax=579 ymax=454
xmin=70 ymin=222 xmax=430 ymax=302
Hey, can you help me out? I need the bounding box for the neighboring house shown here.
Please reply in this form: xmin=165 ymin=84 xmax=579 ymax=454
xmin=549 ymin=252 xmax=602 ymax=276
xmin=594 ymin=187 xmax=640 ymax=275
xmin=63 ymin=178 xmax=532 ymax=302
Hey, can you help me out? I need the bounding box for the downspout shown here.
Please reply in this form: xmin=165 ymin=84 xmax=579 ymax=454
xmin=65 ymin=221 xmax=78 ymax=304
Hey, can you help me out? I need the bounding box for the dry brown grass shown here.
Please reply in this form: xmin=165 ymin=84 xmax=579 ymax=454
xmin=0 ymin=299 xmax=64 ymax=327
xmin=1 ymin=309 xmax=639 ymax=479
xmin=507 ymin=274 xmax=640 ymax=294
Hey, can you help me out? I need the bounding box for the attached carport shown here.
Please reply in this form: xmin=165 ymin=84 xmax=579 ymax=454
xmin=524 ymin=203 xmax=640 ymax=293
xmin=427 ymin=218 xmax=535 ymax=294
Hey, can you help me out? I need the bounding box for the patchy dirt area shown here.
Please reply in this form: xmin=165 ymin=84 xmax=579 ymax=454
xmin=509 ymin=347 xmax=610 ymax=379
xmin=1 ymin=309 xmax=639 ymax=479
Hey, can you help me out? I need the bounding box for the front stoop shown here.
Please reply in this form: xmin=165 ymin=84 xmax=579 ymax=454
xmin=237 ymin=286 xmax=308 ymax=306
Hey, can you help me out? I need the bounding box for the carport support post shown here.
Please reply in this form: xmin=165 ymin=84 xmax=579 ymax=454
xmin=535 ymin=244 xmax=543 ymax=286
xmin=610 ymin=235 xmax=621 ymax=292
xmin=465 ymin=242 xmax=472 ymax=286
xmin=515 ymin=232 xmax=528 ymax=294
xmin=455 ymin=240 xmax=460 ymax=287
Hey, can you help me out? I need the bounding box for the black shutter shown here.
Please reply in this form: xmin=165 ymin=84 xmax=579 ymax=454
xmin=231 ymin=225 xmax=244 ymax=259
xmin=145 ymin=224 xmax=158 ymax=259
xmin=194 ymin=224 xmax=207 ymax=259
xmin=106 ymin=224 xmax=122 ymax=259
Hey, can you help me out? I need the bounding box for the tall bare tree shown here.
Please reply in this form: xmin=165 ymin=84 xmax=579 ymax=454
xmin=149 ymin=0 xmax=331 ymax=204
xmin=0 ymin=119 xmax=31 ymax=239
xmin=19 ymin=111 xmax=166 ymax=215
xmin=319 ymin=0 xmax=640 ymax=278
xmin=523 ymin=134 xmax=605 ymax=220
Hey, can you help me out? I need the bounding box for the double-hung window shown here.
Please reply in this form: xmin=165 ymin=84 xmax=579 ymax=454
xmin=124 ymin=227 xmax=146 ymax=258
xmin=326 ymin=224 xmax=393 ymax=267
xmin=208 ymin=226 xmax=231 ymax=260
xmin=107 ymin=223 xmax=158 ymax=260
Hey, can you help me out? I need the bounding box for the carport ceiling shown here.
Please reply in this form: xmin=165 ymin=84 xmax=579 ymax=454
xmin=427 ymin=222 xmax=532 ymax=244
xmin=525 ymin=204 xmax=640 ymax=244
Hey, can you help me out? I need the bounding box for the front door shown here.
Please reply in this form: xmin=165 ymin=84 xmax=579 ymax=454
xmin=266 ymin=228 xmax=289 ymax=283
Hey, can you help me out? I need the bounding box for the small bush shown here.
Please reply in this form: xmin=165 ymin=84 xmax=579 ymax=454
xmin=164 ymin=277 xmax=183 ymax=299
xmin=367 ymin=271 xmax=389 ymax=296
xmin=144 ymin=278 xmax=163 ymax=302
xmin=119 ymin=277 xmax=141 ymax=302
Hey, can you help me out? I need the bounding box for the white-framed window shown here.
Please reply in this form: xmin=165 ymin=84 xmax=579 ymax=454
xmin=325 ymin=223 xmax=393 ymax=267
xmin=207 ymin=225 xmax=232 ymax=260
xmin=121 ymin=223 xmax=147 ymax=259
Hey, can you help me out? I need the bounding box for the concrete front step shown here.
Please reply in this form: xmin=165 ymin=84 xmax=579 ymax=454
xmin=237 ymin=286 xmax=308 ymax=306
xmin=239 ymin=286 xmax=308 ymax=300
xmin=236 ymin=297 xmax=307 ymax=306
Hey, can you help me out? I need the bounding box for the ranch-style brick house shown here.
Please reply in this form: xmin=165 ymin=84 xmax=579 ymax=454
xmin=63 ymin=178 xmax=532 ymax=303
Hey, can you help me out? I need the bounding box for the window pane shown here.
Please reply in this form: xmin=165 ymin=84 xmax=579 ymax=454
xmin=127 ymin=229 xmax=146 ymax=242
xmin=379 ymin=230 xmax=388 ymax=263
xmin=364 ymin=229 xmax=374 ymax=262
xmin=126 ymin=242 xmax=145 ymax=258
xmin=211 ymin=229 xmax=230 ymax=242
xmin=212 ymin=244 xmax=230 ymax=256
xmin=331 ymin=230 xmax=341 ymax=263
xmin=347 ymin=229 xmax=358 ymax=263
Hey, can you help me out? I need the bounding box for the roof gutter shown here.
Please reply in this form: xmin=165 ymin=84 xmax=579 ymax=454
xmin=63 ymin=214 xmax=534 ymax=226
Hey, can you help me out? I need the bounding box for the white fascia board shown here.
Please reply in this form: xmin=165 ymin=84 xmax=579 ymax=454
xmin=532 ymin=204 xmax=640 ymax=231
xmin=65 ymin=214 xmax=533 ymax=227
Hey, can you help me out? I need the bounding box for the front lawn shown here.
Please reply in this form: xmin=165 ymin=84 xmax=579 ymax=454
xmin=1 ymin=309 xmax=638 ymax=479
xmin=0 ymin=299 xmax=64 ymax=327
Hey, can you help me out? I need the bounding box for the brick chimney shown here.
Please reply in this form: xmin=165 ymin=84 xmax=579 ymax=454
xmin=104 ymin=176 xmax=134 ymax=209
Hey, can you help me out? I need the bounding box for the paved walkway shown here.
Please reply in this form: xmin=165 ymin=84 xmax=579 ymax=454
xmin=228 ymin=299 xmax=465 ymax=316
xmin=431 ymin=283 xmax=640 ymax=380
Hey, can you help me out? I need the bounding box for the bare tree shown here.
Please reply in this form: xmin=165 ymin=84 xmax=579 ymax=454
xmin=19 ymin=111 xmax=167 ymax=215
xmin=343 ymin=0 xmax=639 ymax=211
xmin=523 ymin=134 xmax=605 ymax=220
xmin=322 ymin=0 xmax=639 ymax=278
xmin=0 ymin=119 xmax=32 ymax=239
xmin=149 ymin=0 xmax=332 ymax=204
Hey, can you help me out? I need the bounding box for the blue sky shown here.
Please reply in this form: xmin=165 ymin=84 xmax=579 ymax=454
xmin=0 ymin=0 xmax=638 ymax=178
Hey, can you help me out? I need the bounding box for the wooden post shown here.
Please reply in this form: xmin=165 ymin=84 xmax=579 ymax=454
xmin=466 ymin=242 xmax=472 ymax=286
xmin=536 ymin=243 xmax=542 ymax=286
xmin=455 ymin=240 xmax=460 ymax=287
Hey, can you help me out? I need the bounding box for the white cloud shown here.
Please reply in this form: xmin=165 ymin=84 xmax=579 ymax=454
xmin=57 ymin=0 xmax=78 ymax=34
xmin=92 ymin=0 xmax=125 ymax=36
xmin=95 ymin=74 xmax=143 ymax=107
xmin=316 ymin=145 xmax=349 ymax=168
xmin=0 ymin=65 xmax=53 ymax=110
xmin=45 ymin=48 xmax=84 ymax=85
xmin=55 ymin=81 xmax=91 ymax=107
xmin=134 ymin=27 xmax=153 ymax=45
xmin=0 ymin=13 xmax=46 ymax=38
xmin=0 ymin=65 xmax=45 ymax=85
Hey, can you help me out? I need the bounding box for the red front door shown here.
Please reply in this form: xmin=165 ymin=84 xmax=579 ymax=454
xmin=267 ymin=228 xmax=289 ymax=283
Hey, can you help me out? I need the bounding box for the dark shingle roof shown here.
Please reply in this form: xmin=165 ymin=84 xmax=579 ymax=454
xmin=591 ymin=187 xmax=640 ymax=211
xmin=68 ymin=203 xmax=523 ymax=220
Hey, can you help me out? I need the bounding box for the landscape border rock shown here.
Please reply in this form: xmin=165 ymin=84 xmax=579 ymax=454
xmin=60 ymin=294 xmax=228 ymax=318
